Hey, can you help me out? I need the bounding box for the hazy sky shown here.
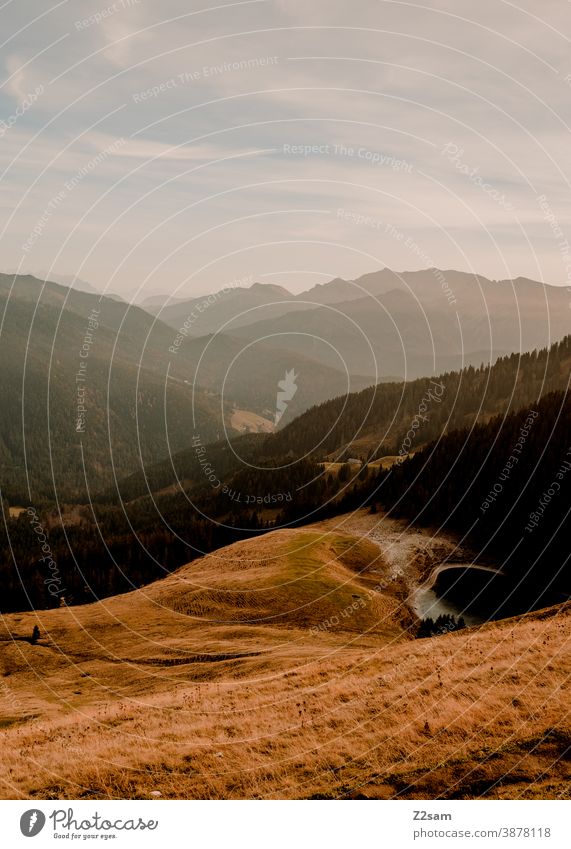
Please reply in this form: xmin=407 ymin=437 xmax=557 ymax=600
xmin=1 ymin=0 xmax=571 ymax=300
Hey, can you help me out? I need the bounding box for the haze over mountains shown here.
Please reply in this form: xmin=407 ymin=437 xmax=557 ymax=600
xmin=1 ymin=266 xmax=569 ymax=504
xmin=152 ymin=268 xmax=571 ymax=389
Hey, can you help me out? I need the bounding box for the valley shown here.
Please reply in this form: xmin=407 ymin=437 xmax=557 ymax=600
xmin=1 ymin=269 xmax=571 ymax=803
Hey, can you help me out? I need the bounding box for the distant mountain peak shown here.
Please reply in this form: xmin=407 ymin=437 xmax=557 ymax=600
xmin=249 ymin=281 xmax=291 ymax=297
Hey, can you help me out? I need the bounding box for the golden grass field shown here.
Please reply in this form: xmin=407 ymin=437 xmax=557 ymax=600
xmin=0 ymin=510 xmax=569 ymax=800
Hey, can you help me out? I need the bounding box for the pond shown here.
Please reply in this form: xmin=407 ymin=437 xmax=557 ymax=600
xmin=412 ymin=563 xmax=508 ymax=626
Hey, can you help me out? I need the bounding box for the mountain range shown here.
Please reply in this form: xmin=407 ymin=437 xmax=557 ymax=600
xmin=2 ymin=267 xmax=570 ymax=503
xmin=149 ymin=269 xmax=571 ymax=410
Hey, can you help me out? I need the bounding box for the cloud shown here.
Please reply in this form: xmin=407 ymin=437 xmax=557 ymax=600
xmin=3 ymin=53 xmax=29 ymax=101
xmin=1 ymin=0 xmax=571 ymax=295
xmin=99 ymin=6 xmax=154 ymax=69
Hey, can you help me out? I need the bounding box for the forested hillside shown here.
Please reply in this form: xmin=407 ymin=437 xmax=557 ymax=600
xmin=348 ymin=391 xmax=571 ymax=611
xmin=0 ymin=452 xmax=331 ymax=612
xmin=0 ymin=274 xmax=224 ymax=502
xmin=118 ymin=335 xmax=571 ymax=505
xmin=268 ymin=336 xmax=571 ymax=460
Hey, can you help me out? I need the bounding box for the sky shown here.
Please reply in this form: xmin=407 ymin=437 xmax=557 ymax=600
xmin=1 ymin=0 xmax=571 ymax=301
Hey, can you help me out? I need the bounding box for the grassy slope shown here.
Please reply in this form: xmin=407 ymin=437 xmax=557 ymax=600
xmin=0 ymin=512 xmax=569 ymax=800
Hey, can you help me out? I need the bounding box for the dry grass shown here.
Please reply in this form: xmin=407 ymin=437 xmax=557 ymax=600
xmin=230 ymin=408 xmax=274 ymax=433
xmin=0 ymin=511 xmax=569 ymax=800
